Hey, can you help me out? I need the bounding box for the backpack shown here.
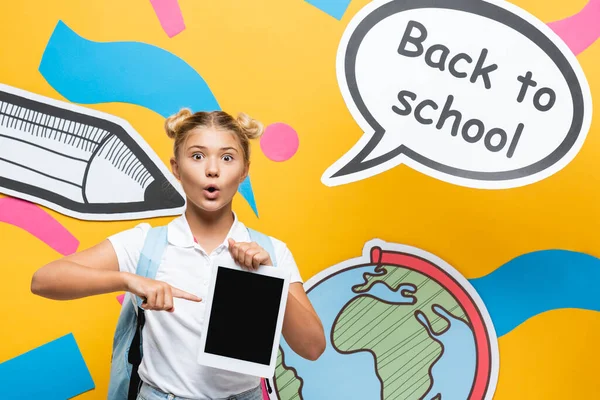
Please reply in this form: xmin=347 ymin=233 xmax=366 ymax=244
xmin=107 ymin=225 xmax=278 ymax=399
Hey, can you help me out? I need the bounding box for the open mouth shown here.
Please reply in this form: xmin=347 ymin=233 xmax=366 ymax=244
xmin=204 ymin=185 xmax=219 ymax=195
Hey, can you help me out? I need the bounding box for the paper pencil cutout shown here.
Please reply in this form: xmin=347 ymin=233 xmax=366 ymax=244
xmin=0 ymin=83 xmax=185 ymax=221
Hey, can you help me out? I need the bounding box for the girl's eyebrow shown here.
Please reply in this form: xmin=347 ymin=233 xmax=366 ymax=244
xmin=187 ymin=145 xmax=239 ymax=153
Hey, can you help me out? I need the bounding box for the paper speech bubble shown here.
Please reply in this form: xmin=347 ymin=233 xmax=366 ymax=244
xmin=322 ymin=0 xmax=592 ymax=188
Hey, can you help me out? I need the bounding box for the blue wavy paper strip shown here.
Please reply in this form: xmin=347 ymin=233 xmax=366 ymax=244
xmin=39 ymin=20 xmax=258 ymax=216
xmin=39 ymin=21 xmax=219 ymax=118
xmin=0 ymin=333 xmax=94 ymax=399
xmin=469 ymin=250 xmax=600 ymax=337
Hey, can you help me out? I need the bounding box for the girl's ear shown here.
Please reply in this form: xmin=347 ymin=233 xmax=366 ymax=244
xmin=170 ymin=157 xmax=180 ymax=180
xmin=240 ymin=162 xmax=249 ymax=184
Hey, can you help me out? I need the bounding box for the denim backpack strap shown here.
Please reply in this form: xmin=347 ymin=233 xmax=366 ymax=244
xmin=127 ymin=225 xmax=169 ymax=399
xmin=247 ymin=227 xmax=278 ymax=267
xmin=134 ymin=225 xmax=169 ymax=307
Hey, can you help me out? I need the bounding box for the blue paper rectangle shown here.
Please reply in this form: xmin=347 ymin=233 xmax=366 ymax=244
xmin=0 ymin=333 xmax=95 ymax=399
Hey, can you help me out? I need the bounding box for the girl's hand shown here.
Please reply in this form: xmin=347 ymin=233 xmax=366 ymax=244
xmin=228 ymin=239 xmax=273 ymax=270
xmin=124 ymin=273 xmax=202 ymax=312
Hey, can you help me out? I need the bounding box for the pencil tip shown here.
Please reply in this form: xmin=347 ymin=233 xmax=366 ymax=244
xmin=145 ymin=178 xmax=185 ymax=209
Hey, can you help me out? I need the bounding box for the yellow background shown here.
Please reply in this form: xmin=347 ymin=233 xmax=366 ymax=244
xmin=0 ymin=0 xmax=598 ymax=398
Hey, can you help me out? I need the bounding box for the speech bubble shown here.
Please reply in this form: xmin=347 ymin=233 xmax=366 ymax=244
xmin=322 ymin=0 xmax=593 ymax=188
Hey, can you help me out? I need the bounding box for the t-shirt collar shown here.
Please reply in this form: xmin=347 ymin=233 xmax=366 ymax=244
xmin=167 ymin=211 xmax=243 ymax=250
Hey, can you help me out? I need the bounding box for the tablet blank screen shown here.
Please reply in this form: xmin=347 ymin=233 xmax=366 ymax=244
xmin=204 ymin=267 xmax=284 ymax=365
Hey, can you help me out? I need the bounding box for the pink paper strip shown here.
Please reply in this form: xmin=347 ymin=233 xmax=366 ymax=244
xmin=548 ymin=0 xmax=600 ymax=55
xmin=149 ymin=0 xmax=186 ymax=38
xmin=116 ymin=293 xmax=125 ymax=305
xmin=261 ymin=378 xmax=269 ymax=399
xmin=0 ymin=197 xmax=79 ymax=255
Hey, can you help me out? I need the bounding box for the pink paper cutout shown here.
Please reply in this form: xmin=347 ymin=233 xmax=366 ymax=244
xmin=260 ymin=123 xmax=300 ymax=162
xmin=149 ymin=0 xmax=186 ymax=38
xmin=261 ymin=378 xmax=269 ymax=399
xmin=548 ymin=0 xmax=600 ymax=55
xmin=0 ymin=197 xmax=79 ymax=255
xmin=116 ymin=293 xmax=125 ymax=305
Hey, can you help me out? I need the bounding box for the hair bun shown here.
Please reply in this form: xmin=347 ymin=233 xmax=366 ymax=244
xmin=236 ymin=112 xmax=264 ymax=139
xmin=164 ymin=108 xmax=193 ymax=139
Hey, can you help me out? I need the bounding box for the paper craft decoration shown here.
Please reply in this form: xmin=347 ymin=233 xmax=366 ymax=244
xmin=321 ymin=0 xmax=592 ymax=189
xmin=0 ymin=196 xmax=79 ymax=255
xmin=0 ymin=333 xmax=95 ymax=399
xmin=197 ymin=264 xmax=291 ymax=378
xmin=0 ymin=83 xmax=185 ymax=220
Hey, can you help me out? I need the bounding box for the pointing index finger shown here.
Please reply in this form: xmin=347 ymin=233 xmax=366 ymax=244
xmin=171 ymin=287 xmax=202 ymax=302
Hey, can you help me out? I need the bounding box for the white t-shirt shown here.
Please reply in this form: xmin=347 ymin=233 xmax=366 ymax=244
xmin=108 ymin=212 xmax=303 ymax=399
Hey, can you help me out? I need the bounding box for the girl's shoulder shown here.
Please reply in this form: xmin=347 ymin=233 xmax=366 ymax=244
xmin=108 ymin=222 xmax=153 ymax=247
xmin=242 ymin=225 xmax=288 ymax=251
xmin=265 ymin=235 xmax=302 ymax=283
xmin=107 ymin=222 xmax=156 ymax=274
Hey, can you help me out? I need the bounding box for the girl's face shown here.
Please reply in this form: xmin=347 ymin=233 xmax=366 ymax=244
xmin=171 ymin=127 xmax=248 ymax=213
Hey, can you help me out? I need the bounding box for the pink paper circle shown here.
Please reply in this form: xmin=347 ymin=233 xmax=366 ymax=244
xmin=260 ymin=123 xmax=299 ymax=162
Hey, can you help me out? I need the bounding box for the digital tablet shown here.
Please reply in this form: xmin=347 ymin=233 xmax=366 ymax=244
xmin=196 ymin=264 xmax=291 ymax=377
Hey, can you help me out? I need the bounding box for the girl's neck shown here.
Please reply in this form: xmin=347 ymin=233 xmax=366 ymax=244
xmin=184 ymin=202 xmax=235 ymax=253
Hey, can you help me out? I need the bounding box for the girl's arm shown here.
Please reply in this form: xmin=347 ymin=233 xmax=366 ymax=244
xmin=31 ymin=240 xmax=200 ymax=311
xmin=281 ymin=282 xmax=326 ymax=361
xmin=32 ymin=240 xmax=126 ymax=300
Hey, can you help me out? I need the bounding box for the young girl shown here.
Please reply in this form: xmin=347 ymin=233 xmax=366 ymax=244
xmin=31 ymin=109 xmax=326 ymax=400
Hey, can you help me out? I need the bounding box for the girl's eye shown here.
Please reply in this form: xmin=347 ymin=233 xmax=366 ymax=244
xmin=192 ymin=153 xmax=204 ymax=160
xmin=222 ymin=155 xmax=233 ymax=162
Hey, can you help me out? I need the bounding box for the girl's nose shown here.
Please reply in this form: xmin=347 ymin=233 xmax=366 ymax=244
xmin=205 ymin=158 xmax=219 ymax=177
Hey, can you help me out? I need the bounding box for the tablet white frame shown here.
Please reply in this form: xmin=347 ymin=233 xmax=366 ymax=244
xmin=197 ymin=263 xmax=291 ymax=378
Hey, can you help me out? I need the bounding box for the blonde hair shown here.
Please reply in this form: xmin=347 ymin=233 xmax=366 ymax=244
xmin=164 ymin=109 xmax=264 ymax=164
